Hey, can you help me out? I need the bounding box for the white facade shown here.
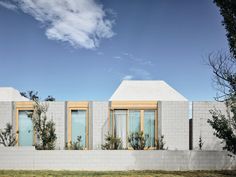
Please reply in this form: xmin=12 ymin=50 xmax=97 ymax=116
xmin=110 ymin=80 xmax=189 ymax=150
xmin=0 ymin=81 xmax=230 ymax=151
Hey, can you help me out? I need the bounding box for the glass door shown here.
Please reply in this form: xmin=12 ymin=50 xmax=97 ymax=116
xmin=144 ymin=110 xmax=155 ymax=147
xmin=18 ymin=110 xmax=33 ymax=146
xmin=114 ymin=110 xmax=127 ymax=148
xmin=71 ymin=110 xmax=86 ymax=148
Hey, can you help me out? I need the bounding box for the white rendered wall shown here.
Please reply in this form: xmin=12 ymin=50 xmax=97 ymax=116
xmin=159 ymin=101 xmax=189 ymax=150
xmin=192 ymin=101 xmax=227 ymax=150
xmin=0 ymin=148 xmax=235 ymax=171
xmin=92 ymin=102 xmax=109 ymax=149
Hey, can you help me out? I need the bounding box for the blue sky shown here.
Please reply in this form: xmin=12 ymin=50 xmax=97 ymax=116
xmin=0 ymin=0 xmax=229 ymax=101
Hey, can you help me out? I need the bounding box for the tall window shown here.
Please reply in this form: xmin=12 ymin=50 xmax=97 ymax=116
xmin=18 ymin=110 xmax=33 ymax=146
xmin=71 ymin=110 xmax=86 ymax=147
xmin=111 ymin=109 xmax=156 ymax=149
xmin=109 ymin=110 xmax=113 ymax=134
xmin=114 ymin=110 xmax=127 ymax=148
xmin=129 ymin=110 xmax=140 ymax=134
xmin=144 ymin=110 xmax=155 ymax=147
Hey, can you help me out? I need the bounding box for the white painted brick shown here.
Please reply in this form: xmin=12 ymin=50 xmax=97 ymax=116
xmin=192 ymin=101 xmax=227 ymax=150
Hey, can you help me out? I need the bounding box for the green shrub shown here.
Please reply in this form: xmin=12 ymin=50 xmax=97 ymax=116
xmin=0 ymin=123 xmax=18 ymax=146
xmin=28 ymin=101 xmax=57 ymax=150
xmin=156 ymin=135 xmax=167 ymax=150
xmin=128 ymin=131 xmax=149 ymax=150
xmin=65 ymin=136 xmax=84 ymax=150
xmin=101 ymin=133 xmax=122 ymax=150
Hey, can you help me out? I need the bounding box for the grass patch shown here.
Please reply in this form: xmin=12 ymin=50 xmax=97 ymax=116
xmin=0 ymin=170 xmax=236 ymax=177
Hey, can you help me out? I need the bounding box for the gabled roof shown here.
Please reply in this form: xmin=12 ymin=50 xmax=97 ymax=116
xmin=0 ymin=87 xmax=29 ymax=101
xmin=110 ymin=80 xmax=187 ymax=101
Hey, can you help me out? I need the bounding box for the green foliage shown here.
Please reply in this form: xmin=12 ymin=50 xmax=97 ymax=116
xmin=128 ymin=131 xmax=149 ymax=150
xmin=29 ymin=100 xmax=57 ymax=150
xmin=198 ymin=135 xmax=204 ymax=150
xmin=101 ymin=133 xmax=122 ymax=150
xmin=65 ymin=136 xmax=84 ymax=150
xmin=20 ymin=90 xmax=55 ymax=101
xmin=44 ymin=95 xmax=56 ymax=101
xmin=20 ymin=90 xmax=39 ymax=101
xmin=156 ymin=135 xmax=167 ymax=150
xmin=0 ymin=123 xmax=18 ymax=147
xmin=208 ymin=105 xmax=236 ymax=154
xmin=207 ymin=0 xmax=236 ymax=154
xmin=213 ymin=0 xmax=236 ymax=58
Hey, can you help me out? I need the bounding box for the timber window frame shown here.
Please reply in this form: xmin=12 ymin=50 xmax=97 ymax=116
xmin=67 ymin=102 xmax=89 ymax=150
xmin=109 ymin=101 xmax=158 ymax=149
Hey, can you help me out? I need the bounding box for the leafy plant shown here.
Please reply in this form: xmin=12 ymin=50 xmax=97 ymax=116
xmin=20 ymin=90 xmax=55 ymax=101
xmin=0 ymin=123 xmax=18 ymax=147
xmin=156 ymin=135 xmax=167 ymax=150
xmin=65 ymin=136 xmax=84 ymax=150
xmin=128 ymin=131 xmax=149 ymax=150
xmin=207 ymin=0 xmax=236 ymax=154
xmin=208 ymin=105 xmax=236 ymax=154
xmin=199 ymin=135 xmax=204 ymax=150
xmin=28 ymin=100 xmax=57 ymax=150
xmin=101 ymin=133 xmax=122 ymax=150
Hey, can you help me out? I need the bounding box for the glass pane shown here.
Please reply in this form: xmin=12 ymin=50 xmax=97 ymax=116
xmin=19 ymin=110 xmax=33 ymax=146
xmin=144 ymin=110 xmax=155 ymax=147
xmin=110 ymin=110 xmax=113 ymax=134
xmin=129 ymin=110 xmax=140 ymax=134
xmin=72 ymin=110 xmax=86 ymax=147
xmin=114 ymin=110 xmax=127 ymax=148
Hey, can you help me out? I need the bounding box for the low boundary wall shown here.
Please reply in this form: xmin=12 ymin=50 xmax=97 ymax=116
xmin=0 ymin=148 xmax=235 ymax=171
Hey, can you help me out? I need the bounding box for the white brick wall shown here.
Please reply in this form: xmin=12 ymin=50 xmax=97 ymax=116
xmin=92 ymin=102 xmax=109 ymax=150
xmin=47 ymin=102 xmax=66 ymax=150
xmin=0 ymin=102 xmax=12 ymax=130
xmin=192 ymin=101 xmax=227 ymax=150
xmin=159 ymin=101 xmax=189 ymax=150
xmin=0 ymin=148 xmax=235 ymax=171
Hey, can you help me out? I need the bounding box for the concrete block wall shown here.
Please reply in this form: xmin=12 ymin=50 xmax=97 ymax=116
xmin=0 ymin=102 xmax=13 ymax=130
xmin=92 ymin=101 xmax=109 ymax=149
xmin=159 ymin=101 xmax=189 ymax=150
xmin=47 ymin=102 xmax=66 ymax=149
xmin=0 ymin=148 xmax=235 ymax=171
xmin=192 ymin=101 xmax=227 ymax=150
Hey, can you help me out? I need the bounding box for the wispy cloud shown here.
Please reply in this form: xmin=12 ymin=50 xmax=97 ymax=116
xmin=110 ymin=52 xmax=154 ymax=80
xmin=0 ymin=1 xmax=17 ymax=10
xmin=113 ymin=52 xmax=153 ymax=66
xmin=122 ymin=75 xmax=134 ymax=80
xmin=129 ymin=68 xmax=152 ymax=79
xmin=120 ymin=68 xmax=152 ymax=81
xmin=113 ymin=56 xmax=122 ymax=60
xmin=0 ymin=0 xmax=115 ymax=49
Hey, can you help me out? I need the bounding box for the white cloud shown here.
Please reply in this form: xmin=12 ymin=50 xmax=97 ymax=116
xmin=121 ymin=52 xmax=153 ymax=66
xmin=129 ymin=68 xmax=152 ymax=79
xmin=1 ymin=0 xmax=115 ymax=49
xmin=113 ymin=56 xmax=122 ymax=60
xmin=122 ymin=75 xmax=134 ymax=80
xmin=0 ymin=1 xmax=17 ymax=10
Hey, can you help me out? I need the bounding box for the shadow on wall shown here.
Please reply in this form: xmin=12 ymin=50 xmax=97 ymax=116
xmin=132 ymin=150 xmax=236 ymax=171
xmin=203 ymin=140 xmax=225 ymax=151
